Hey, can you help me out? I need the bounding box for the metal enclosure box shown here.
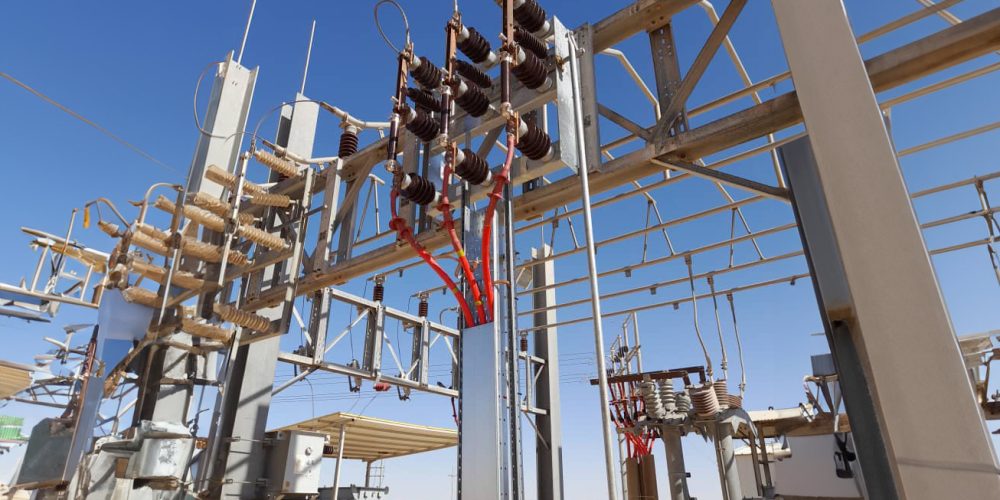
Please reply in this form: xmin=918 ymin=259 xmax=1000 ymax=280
xmin=266 ymin=430 xmax=327 ymax=496
xmin=624 ymin=455 xmax=658 ymax=500
xmin=13 ymin=418 xmax=73 ymax=488
xmin=125 ymin=421 xmax=194 ymax=483
xmin=459 ymin=321 xmax=504 ymax=499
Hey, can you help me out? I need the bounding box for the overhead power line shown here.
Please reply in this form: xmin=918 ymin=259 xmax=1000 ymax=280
xmin=0 ymin=70 xmax=180 ymax=174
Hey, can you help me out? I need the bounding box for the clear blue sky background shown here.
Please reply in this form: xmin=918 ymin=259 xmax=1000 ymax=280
xmin=1 ymin=1 xmax=999 ymax=499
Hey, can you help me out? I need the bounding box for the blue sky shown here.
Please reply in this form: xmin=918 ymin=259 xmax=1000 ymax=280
xmin=1 ymin=1 xmax=1000 ymax=499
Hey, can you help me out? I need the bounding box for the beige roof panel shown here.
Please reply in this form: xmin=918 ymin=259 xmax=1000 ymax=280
xmin=0 ymin=361 xmax=34 ymax=399
xmin=274 ymin=412 xmax=457 ymax=462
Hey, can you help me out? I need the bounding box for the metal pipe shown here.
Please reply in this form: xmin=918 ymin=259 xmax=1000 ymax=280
xmin=758 ymin=431 xmax=773 ymax=489
xmin=524 ymin=195 xmax=764 ymax=268
xmin=881 ymin=60 xmax=1000 ymax=110
xmin=518 ymin=222 xmax=797 ymax=298
xmin=747 ymin=426 xmax=764 ymax=497
xmin=271 ymin=367 xmax=316 ymax=396
xmin=519 ymin=132 xmax=804 ymax=235
xmin=897 ymin=119 xmax=1000 ymax=157
xmin=135 ymin=183 xmax=183 ymax=227
xmin=688 ymin=0 xmax=968 ymax=120
xmin=332 ymin=424 xmax=347 ymax=494
xmin=301 ymin=20 xmax=316 ymax=95
xmin=929 ymin=235 xmax=1000 ymax=255
xmin=519 ymin=272 xmax=809 ymax=334
xmin=921 ymin=206 xmax=1000 ymax=229
xmin=861 ymin=0 xmax=963 ymax=43
xmin=517 ymin=249 xmax=802 ymax=317
xmin=84 ymin=197 xmax=131 ymax=228
xmin=698 ymin=0 xmax=786 ymax=187
xmin=504 ymin=183 xmax=523 ymax=500
xmin=599 ymin=49 xmax=660 ymax=117
xmin=910 ymin=169 xmax=1000 ymax=198
xmin=237 ymin=0 xmax=257 ymax=64
xmin=707 ymin=275 xmax=728 ymax=379
xmin=567 ymin=32 xmax=619 ymax=500
xmin=320 ymin=102 xmax=392 ymax=130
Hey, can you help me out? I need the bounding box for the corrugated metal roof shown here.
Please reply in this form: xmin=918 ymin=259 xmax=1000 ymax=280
xmin=275 ymin=412 xmax=456 ymax=462
xmin=0 ymin=361 xmax=33 ymax=400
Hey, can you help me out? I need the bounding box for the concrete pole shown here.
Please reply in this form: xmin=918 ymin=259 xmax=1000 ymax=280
xmin=332 ymin=425 xmax=347 ymax=494
xmin=531 ymin=245 xmax=564 ymax=500
xmin=661 ymin=426 xmax=691 ymax=500
xmin=714 ymin=423 xmax=741 ymax=500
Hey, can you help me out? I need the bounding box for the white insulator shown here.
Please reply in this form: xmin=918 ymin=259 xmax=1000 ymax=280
xmin=657 ymin=379 xmax=676 ymax=412
xmin=675 ymin=391 xmax=692 ymax=414
xmin=714 ymin=379 xmax=730 ymax=410
xmin=639 ymin=381 xmax=664 ymax=419
xmin=689 ymin=383 xmax=720 ymax=419
xmin=254 ymin=150 xmax=301 ymax=178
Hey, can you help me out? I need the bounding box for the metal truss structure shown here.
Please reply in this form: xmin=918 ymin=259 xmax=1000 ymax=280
xmin=3 ymin=0 xmax=1000 ymax=499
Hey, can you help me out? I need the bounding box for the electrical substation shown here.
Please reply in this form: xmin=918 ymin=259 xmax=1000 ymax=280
xmin=2 ymin=0 xmax=1000 ymax=499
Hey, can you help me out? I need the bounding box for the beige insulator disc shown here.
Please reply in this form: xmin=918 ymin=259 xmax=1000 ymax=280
xmin=121 ymin=287 xmax=160 ymax=308
xmin=238 ymin=224 xmax=288 ymax=250
xmin=189 ymin=192 xmax=255 ymax=225
xmin=214 ymin=303 xmax=272 ymax=333
xmin=254 ymin=150 xmax=300 ymax=178
xmin=205 ymin=165 xmax=265 ymax=195
xmin=135 ymin=223 xmax=170 ymax=241
xmin=689 ymin=382 xmax=720 ymax=419
xmin=98 ymin=220 xmax=121 ymax=237
xmin=131 ymin=231 xmax=170 ymax=256
xmin=131 ymin=260 xmax=205 ymax=290
xmin=247 ymin=192 xmax=291 ymax=208
xmin=181 ymin=317 xmax=234 ymax=342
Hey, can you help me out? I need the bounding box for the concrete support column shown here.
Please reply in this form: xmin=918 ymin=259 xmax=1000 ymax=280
xmin=773 ymin=1 xmax=1000 ymax=498
xmin=713 ymin=424 xmax=740 ymax=500
xmin=531 ymin=245 xmax=564 ymax=500
xmin=661 ymin=426 xmax=690 ymax=500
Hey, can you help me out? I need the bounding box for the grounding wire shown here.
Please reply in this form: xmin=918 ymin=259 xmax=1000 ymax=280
xmin=685 ymin=255 xmax=714 ymax=378
xmin=193 ymin=61 xmax=227 ymax=139
xmin=374 ymin=0 xmax=411 ymax=54
xmin=707 ymin=275 xmax=729 ymax=380
xmin=726 ymin=293 xmax=748 ymax=396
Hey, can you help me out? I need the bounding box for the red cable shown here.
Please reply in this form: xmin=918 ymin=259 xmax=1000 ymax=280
xmin=439 ymin=160 xmax=487 ymax=325
xmin=390 ymin=189 xmax=476 ymax=327
xmin=481 ymin=133 xmax=517 ymax=317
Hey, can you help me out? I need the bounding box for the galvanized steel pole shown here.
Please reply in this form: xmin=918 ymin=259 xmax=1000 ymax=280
xmin=332 ymin=424 xmax=347 ymax=494
xmin=567 ymin=31 xmax=619 ymax=500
